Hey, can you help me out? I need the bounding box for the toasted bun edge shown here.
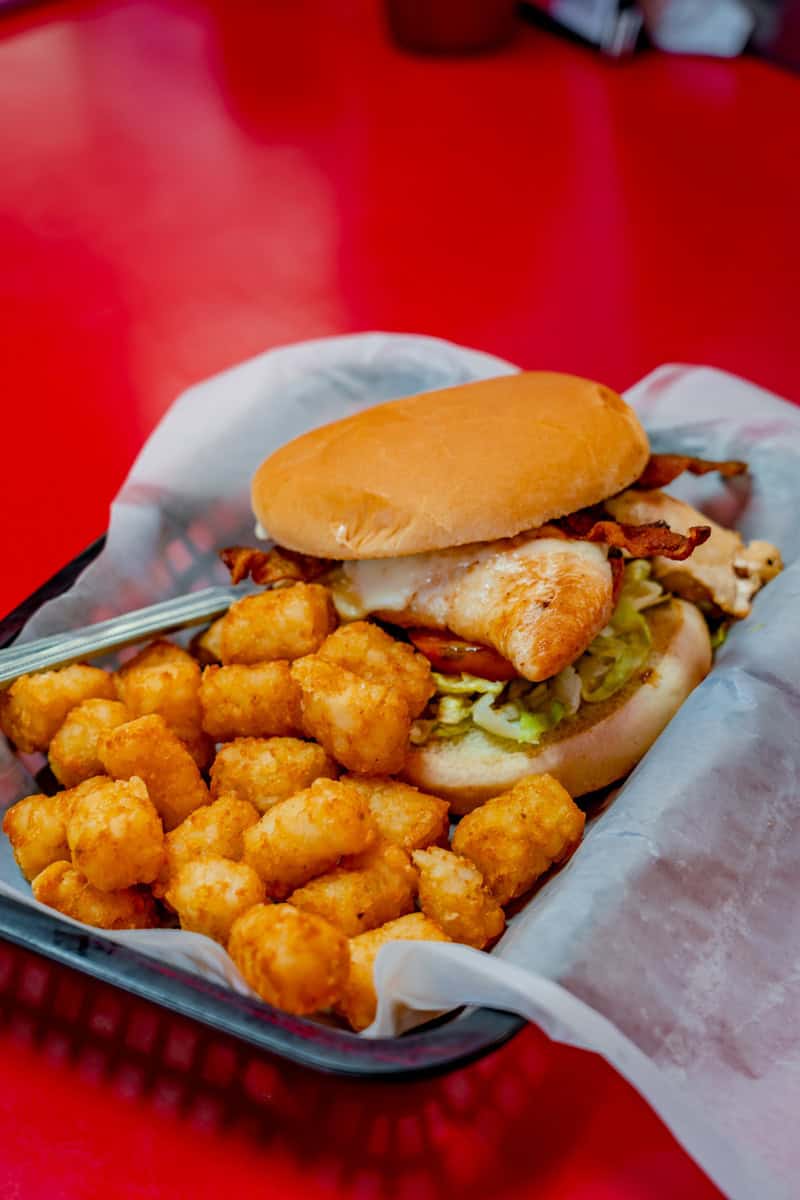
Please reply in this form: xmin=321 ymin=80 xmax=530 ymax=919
xmin=402 ymin=598 xmax=712 ymax=812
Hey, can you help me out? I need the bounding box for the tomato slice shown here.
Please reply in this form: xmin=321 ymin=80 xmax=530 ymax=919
xmin=407 ymin=628 xmax=517 ymax=681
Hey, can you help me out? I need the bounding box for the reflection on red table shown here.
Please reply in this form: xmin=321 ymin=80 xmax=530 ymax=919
xmin=2 ymin=1 xmax=799 ymax=1196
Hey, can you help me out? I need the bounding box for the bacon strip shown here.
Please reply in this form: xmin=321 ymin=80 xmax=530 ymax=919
xmin=221 ymin=545 xmax=333 ymax=586
xmin=556 ymin=508 xmax=711 ymax=561
xmin=609 ymin=552 xmax=625 ymax=604
xmin=634 ymin=453 xmax=747 ymax=490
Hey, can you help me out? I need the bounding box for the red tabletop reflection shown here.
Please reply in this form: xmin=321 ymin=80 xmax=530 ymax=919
xmin=2 ymin=1 xmax=799 ymax=1196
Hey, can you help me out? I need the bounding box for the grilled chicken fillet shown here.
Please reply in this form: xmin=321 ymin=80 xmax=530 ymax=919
xmin=329 ymin=534 xmax=614 ymax=683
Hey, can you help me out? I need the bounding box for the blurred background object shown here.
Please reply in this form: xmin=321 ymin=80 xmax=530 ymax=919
xmin=385 ymin=0 xmax=519 ymax=53
xmin=523 ymin=0 xmax=800 ymax=62
xmin=3 ymin=0 xmax=796 ymax=64
xmin=639 ymin=0 xmax=754 ymax=55
xmin=749 ymin=0 xmax=800 ymax=69
xmin=522 ymin=0 xmax=644 ymax=54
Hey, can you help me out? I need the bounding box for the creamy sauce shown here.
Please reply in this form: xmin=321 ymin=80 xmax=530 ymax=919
xmin=330 ymin=536 xmax=607 ymax=621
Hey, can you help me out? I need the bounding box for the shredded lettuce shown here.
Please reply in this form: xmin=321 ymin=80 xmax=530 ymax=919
xmin=410 ymin=559 xmax=665 ymax=748
xmin=436 ymin=695 xmax=472 ymax=725
xmin=552 ymin=664 xmax=581 ymax=715
xmin=431 ymin=672 xmax=504 ymax=696
xmin=578 ymin=592 xmax=652 ymax=703
xmin=709 ymin=622 xmax=729 ymax=650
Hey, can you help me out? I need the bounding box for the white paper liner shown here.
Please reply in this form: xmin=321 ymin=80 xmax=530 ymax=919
xmin=1 ymin=336 xmax=798 ymax=1199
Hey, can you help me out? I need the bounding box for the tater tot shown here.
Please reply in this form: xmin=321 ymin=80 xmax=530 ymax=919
xmin=288 ymin=843 xmax=417 ymax=937
xmin=342 ymin=775 xmax=449 ymax=852
xmin=3 ymin=793 xmax=71 ymax=881
xmin=228 ymin=903 xmax=349 ymax=1015
xmin=3 ymin=777 xmax=114 ymax=881
xmin=210 ymin=737 xmax=337 ymax=812
xmin=48 ymin=698 xmax=130 ymax=787
xmin=154 ymin=793 xmax=259 ymax=899
xmin=66 ymin=775 xmax=164 ymax=891
xmin=291 ymin=656 xmax=410 ymax=775
xmin=451 ymin=774 xmax=584 ymax=906
xmin=32 ymin=862 xmax=158 ymax=930
xmin=191 ymin=617 xmax=225 ymax=665
xmin=99 ymin=714 xmax=209 ymax=831
xmin=57 ymin=775 xmax=107 ymax=820
xmin=165 ymin=856 xmax=265 ymax=944
xmin=412 ymin=847 xmax=505 ymax=949
xmin=318 ymin=621 xmax=434 ymax=718
xmin=220 ymin=583 xmax=337 ymax=665
xmin=243 ymin=777 xmax=376 ymax=899
xmin=200 ymin=663 xmax=301 ymax=741
xmin=339 ymin=913 xmax=451 ymax=1032
xmin=0 ymin=664 xmax=115 ymax=753
xmin=114 ymin=640 xmax=212 ymax=769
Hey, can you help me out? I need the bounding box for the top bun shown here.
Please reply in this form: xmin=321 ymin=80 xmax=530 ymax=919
xmin=252 ymin=372 xmax=649 ymax=559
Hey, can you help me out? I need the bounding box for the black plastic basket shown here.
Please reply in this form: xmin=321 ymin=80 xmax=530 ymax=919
xmin=0 ymin=540 xmax=524 ymax=1078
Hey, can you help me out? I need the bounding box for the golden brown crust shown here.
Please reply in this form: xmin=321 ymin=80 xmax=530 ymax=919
xmin=338 ymin=912 xmax=451 ymax=1031
xmin=451 ymin=775 xmax=585 ymax=904
xmin=403 ymin=599 xmax=712 ymax=811
xmin=252 ymin=372 xmax=649 ymax=559
xmin=287 ymin=843 xmax=417 ymax=937
xmin=228 ymin=903 xmax=350 ymax=1015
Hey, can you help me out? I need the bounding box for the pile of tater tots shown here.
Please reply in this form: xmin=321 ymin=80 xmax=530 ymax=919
xmin=0 ymin=582 xmax=585 ymax=1031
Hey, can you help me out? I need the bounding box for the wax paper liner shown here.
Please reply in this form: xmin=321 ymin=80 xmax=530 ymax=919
xmin=2 ymin=335 xmax=799 ymax=1199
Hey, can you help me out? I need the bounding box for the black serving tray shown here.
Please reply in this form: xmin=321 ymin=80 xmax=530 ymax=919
xmin=0 ymin=539 xmax=524 ymax=1078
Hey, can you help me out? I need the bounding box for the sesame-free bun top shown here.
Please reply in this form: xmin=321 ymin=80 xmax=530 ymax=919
xmin=252 ymin=372 xmax=649 ymax=559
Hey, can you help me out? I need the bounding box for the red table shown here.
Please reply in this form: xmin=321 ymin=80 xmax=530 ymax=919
xmin=1 ymin=2 xmax=798 ymax=1196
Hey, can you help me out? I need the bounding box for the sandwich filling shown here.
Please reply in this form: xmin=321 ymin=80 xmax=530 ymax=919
xmin=326 ymin=535 xmax=614 ymax=683
xmin=229 ymin=455 xmax=781 ymax=758
xmin=409 ymin=558 xmax=667 ymax=750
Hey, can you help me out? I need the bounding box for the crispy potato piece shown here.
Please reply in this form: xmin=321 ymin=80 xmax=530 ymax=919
xmin=114 ymin=640 xmax=212 ymax=769
xmin=0 ymin=665 xmax=115 ymax=753
xmin=288 ymin=843 xmax=417 ymax=937
xmin=3 ymin=776 xmax=106 ymax=882
xmin=48 ymin=698 xmax=130 ymax=787
xmin=165 ymin=855 xmax=265 ymax=944
xmin=3 ymin=793 xmax=71 ymax=881
xmin=220 ymin=583 xmax=337 ymax=665
xmin=291 ymin=656 xmax=410 ymax=775
xmin=66 ymin=775 xmax=164 ymax=892
xmin=57 ymin=776 xmax=107 ymax=819
xmin=339 ymin=913 xmax=451 ymax=1032
xmin=229 ymin=903 xmax=349 ymax=1015
xmin=210 ymin=736 xmax=337 ymax=813
xmin=182 ymin=734 xmax=216 ymax=772
xmin=32 ymin=862 xmax=158 ymax=930
xmin=318 ymin=621 xmax=434 ymax=718
xmin=412 ymin=846 xmax=505 ymax=949
xmin=191 ymin=618 xmax=225 ymax=666
xmin=451 ymin=774 xmax=584 ymax=906
xmin=342 ymin=775 xmax=449 ymax=852
xmin=99 ymin=714 xmax=209 ymax=831
xmin=154 ymin=793 xmax=259 ymax=899
xmin=200 ymin=663 xmax=301 ymax=741
xmin=243 ymin=777 xmax=376 ymax=900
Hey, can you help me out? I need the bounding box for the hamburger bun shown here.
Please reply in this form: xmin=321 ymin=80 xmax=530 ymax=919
xmin=252 ymin=372 xmax=649 ymax=560
xmin=402 ymin=598 xmax=711 ymax=813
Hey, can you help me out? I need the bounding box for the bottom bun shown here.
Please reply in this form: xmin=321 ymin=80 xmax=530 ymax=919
xmin=403 ymin=598 xmax=712 ymax=814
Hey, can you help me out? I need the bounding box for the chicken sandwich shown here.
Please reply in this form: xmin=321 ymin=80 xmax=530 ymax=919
xmin=231 ymin=372 xmax=780 ymax=811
